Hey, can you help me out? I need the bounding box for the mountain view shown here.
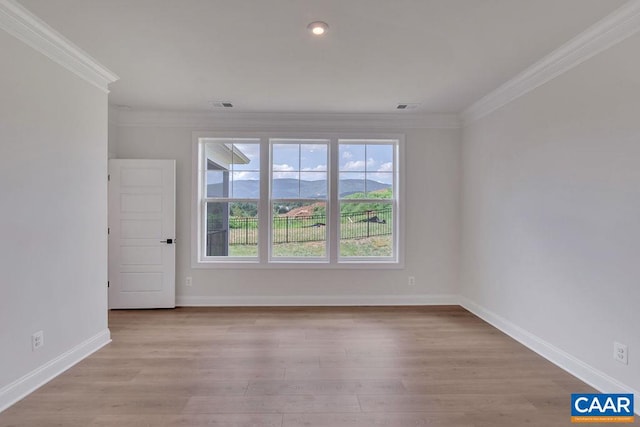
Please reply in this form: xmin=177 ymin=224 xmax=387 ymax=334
xmin=208 ymin=179 xmax=391 ymax=199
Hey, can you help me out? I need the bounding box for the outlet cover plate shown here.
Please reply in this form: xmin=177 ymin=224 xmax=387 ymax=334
xmin=32 ymin=331 xmax=44 ymax=351
xmin=614 ymin=341 xmax=628 ymax=365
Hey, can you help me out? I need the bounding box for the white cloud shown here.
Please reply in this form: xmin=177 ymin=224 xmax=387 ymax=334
xmin=272 ymin=171 xmax=298 ymax=180
xmin=272 ymin=163 xmax=295 ymax=172
xmin=302 ymin=165 xmax=327 ymax=172
xmin=368 ymin=172 xmax=393 ymax=185
xmin=342 ymin=160 xmax=366 ymax=171
xmin=342 ymin=151 xmax=353 ymax=159
xmin=232 ymin=171 xmax=257 ymax=180
xmin=377 ymin=162 xmax=393 ymax=172
xmin=341 ymin=158 xmax=376 ymax=171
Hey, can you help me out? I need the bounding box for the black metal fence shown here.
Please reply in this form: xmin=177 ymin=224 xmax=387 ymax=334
xmin=208 ymin=208 xmax=392 ymax=246
xmin=339 ymin=208 xmax=392 ymax=241
xmin=271 ymin=214 xmax=327 ymax=244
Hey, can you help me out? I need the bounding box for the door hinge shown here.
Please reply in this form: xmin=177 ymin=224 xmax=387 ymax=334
xmin=108 ymin=174 xmax=110 ymax=181
xmin=108 ymin=227 xmax=110 ymax=235
xmin=107 ymin=281 xmax=110 ymax=288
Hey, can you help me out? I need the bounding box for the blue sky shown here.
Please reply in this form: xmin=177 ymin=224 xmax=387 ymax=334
xmin=339 ymin=144 xmax=393 ymax=185
xmin=207 ymin=141 xmax=394 ymax=190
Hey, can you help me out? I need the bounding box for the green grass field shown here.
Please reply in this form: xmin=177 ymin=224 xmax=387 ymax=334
xmin=229 ymin=235 xmax=392 ymax=257
xmin=229 ymin=219 xmax=391 ymax=244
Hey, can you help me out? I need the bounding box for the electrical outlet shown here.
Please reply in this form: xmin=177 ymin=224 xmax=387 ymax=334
xmin=614 ymin=342 xmax=628 ymax=365
xmin=185 ymin=276 xmax=192 ymax=287
xmin=408 ymin=276 xmax=415 ymax=286
xmin=32 ymin=331 xmax=44 ymax=351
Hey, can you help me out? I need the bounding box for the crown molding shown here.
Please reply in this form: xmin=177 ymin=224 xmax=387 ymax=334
xmin=0 ymin=0 xmax=118 ymax=93
xmin=113 ymin=109 xmax=461 ymax=130
xmin=462 ymin=0 xmax=640 ymax=126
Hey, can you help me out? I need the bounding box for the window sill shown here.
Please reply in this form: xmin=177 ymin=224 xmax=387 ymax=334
xmin=192 ymin=260 xmax=404 ymax=270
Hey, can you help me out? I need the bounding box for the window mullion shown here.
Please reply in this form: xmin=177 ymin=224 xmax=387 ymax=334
xmin=200 ymin=199 xmax=207 ymax=261
xmin=199 ymin=145 xmax=207 ymax=261
xmin=258 ymin=137 xmax=270 ymax=263
xmin=329 ymin=137 xmax=339 ymax=263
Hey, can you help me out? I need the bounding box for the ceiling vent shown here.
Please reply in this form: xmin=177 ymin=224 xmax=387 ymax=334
xmin=211 ymin=101 xmax=234 ymax=108
xmin=396 ymin=103 xmax=420 ymax=110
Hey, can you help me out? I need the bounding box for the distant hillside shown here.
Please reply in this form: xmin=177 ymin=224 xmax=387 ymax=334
xmin=207 ymin=179 xmax=390 ymax=198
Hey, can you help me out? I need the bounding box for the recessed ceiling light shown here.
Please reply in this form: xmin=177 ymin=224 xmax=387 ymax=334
xmin=307 ymin=21 xmax=329 ymax=36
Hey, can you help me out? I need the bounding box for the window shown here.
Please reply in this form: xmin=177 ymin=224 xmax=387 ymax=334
xmin=198 ymin=138 xmax=260 ymax=260
xmin=193 ymin=133 xmax=402 ymax=267
xmin=339 ymin=141 xmax=395 ymax=259
xmin=271 ymin=140 xmax=329 ymax=260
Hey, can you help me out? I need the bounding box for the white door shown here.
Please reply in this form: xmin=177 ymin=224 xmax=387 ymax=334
xmin=108 ymin=159 xmax=176 ymax=309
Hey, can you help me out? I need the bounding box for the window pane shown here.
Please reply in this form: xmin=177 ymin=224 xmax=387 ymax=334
xmin=272 ymin=141 xmax=329 ymax=201
xmin=272 ymin=202 xmax=326 ymax=258
xmin=231 ymin=143 xmax=260 ymax=171
xmin=272 ymin=144 xmax=299 ymax=171
xmin=339 ymin=144 xmax=366 ymax=171
xmin=366 ymin=173 xmax=392 ymax=198
xmin=339 ymin=172 xmax=365 ymax=198
xmin=206 ymin=202 xmax=229 ymax=256
xmin=206 ymin=170 xmax=229 ymax=197
xmin=300 ymin=172 xmax=327 ymax=198
xmin=366 ymin=144 xmax=393 ymax=197
xmin=366 ymin=144 xmax=393 ymax=170
xmin=231 ymin=171 xmax=260 ymax=198
xmin=340 ymin=202 xmax=393 ymax=257
xmin=272 ymin=172 xmax=300 ymax=198
xmin=206 ymin=202 xmax=258 ymax=257
xmin=367 ymin=172 xmax=393 ymax=186
xmin=301 ymin=144 xmax=327 ymax=171
xmin=205 ymin=141 xmax=259 ymax=199
xmin=337 ymin=144 xmax=394 ymax=198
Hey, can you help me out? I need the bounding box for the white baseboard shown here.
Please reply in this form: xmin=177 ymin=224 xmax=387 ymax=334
xmin=460 ymin=297 xmax=640 ymax=415
xmin=4 ymin=300 xmax=637 ymax=416
xmin=177 ymin=294 xmax=459 ymax=307
xmin=0 ymin=329 xmax=111 ymax=413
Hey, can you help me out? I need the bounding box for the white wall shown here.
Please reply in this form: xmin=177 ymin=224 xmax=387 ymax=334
xmin=461 ymin=32 xmax=640 ymax=396
xmin=113 ymin=120 xmax=461 ymax=304
xmin=108 ymin=108 xmax=118 ymax=159
xmin=0 ymin=30 xmax=110 ymax=408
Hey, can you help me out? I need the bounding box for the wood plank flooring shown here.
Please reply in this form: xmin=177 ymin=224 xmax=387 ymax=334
xmin=0 ymin=306 xmax=615 ymax=426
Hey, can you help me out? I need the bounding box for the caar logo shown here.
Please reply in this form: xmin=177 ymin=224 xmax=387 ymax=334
xmin=571 ymin=393 xmax=635 ymax=423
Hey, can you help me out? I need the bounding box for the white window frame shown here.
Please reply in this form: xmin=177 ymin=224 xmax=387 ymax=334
xmin=195 ymin=138 xmax=262 ymax=263
xmin=337 ymin=139 xmax=399 ymax=263
xmin=191 ymin=131 xmax=405 ymax=269
xmin=269 ymin=139 xmax=331 ymax=263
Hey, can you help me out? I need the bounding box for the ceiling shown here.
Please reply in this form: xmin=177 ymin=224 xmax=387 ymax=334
xmin=19 ymin=0 xmax=626 ymax=114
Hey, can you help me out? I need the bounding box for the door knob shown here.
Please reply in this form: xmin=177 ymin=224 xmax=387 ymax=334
xmin=161 ymin=238 xmax=174 ymax=244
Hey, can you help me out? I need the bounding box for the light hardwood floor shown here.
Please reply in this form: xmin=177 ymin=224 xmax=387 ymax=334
xmin=0 ymin=306 xmax=616 ymax=426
